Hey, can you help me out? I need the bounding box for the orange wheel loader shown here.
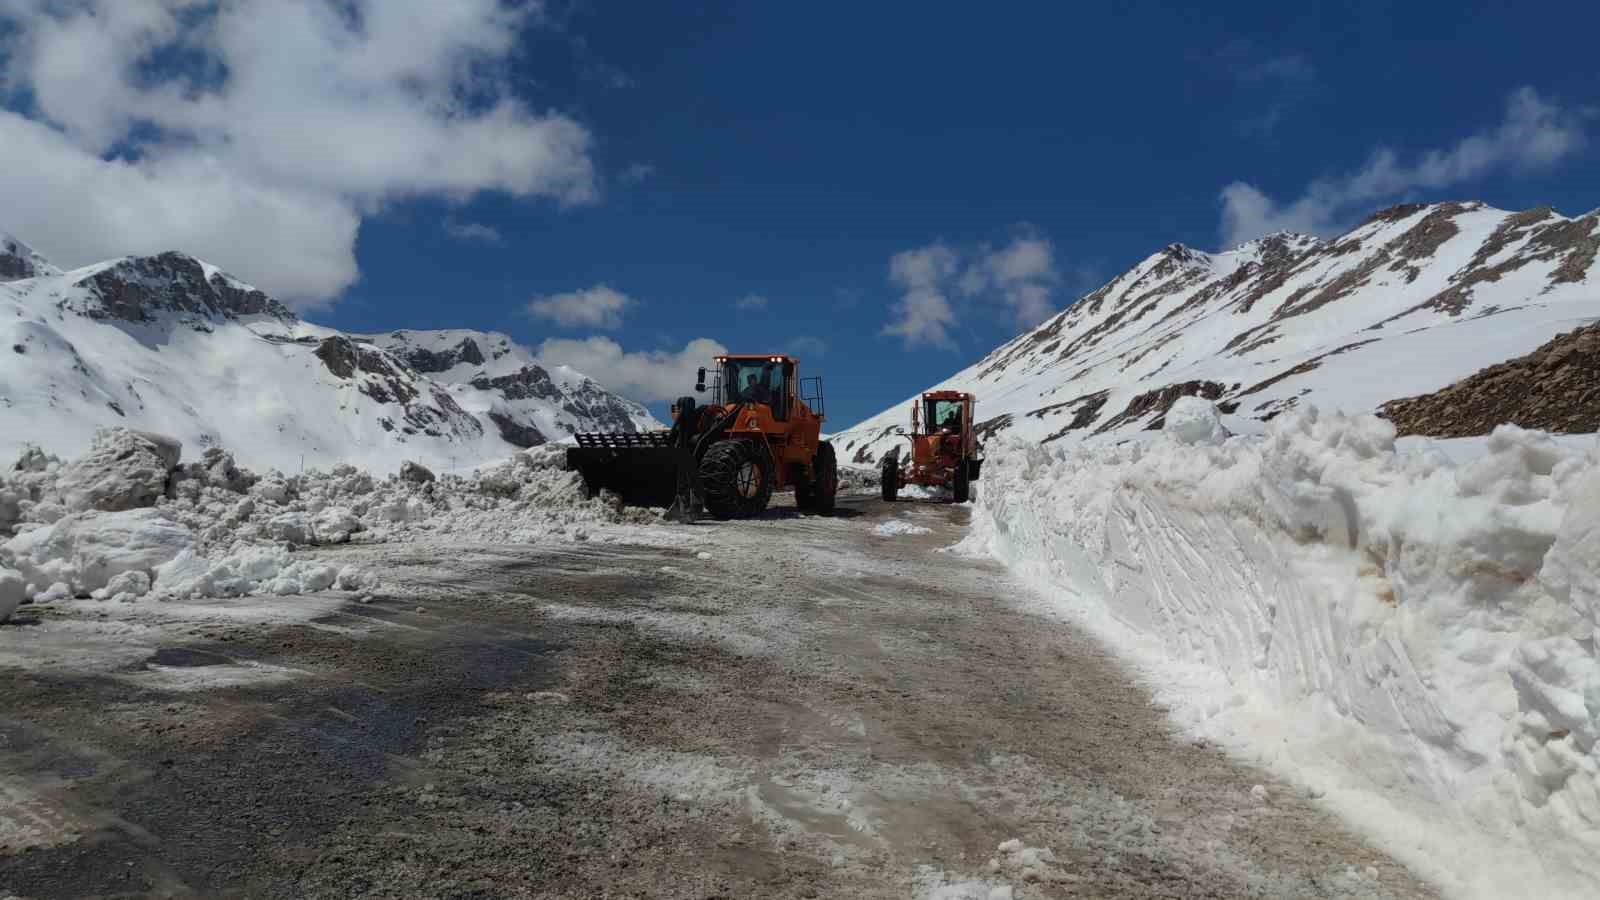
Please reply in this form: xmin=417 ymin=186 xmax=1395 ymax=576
xmin=567 ymin=355 xmax=837 ymax=521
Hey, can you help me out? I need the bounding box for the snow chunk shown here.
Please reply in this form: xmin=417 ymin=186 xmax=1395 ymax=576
xmin=1163 ymin=396 xmax=1228 ymax=446
xmin=312 ymin=506 xmax=362 ymax=544
xmin=0 ymin=565 xmax=22 ymax=623
xmin=55 ymin=428 xmax=181 ymax=512
xmin=252 ymin=477 xmax=292 ymax=505
xmin=3 ymin=508 xmax=192 ymax=597
xmin=399 ymin=460 xmax=435 ymax=484
xmin=266 ymin=511 xmax=314 ymax=544
xmin=153 ymin=545 xmax=350 ymax=598
xmin=179 ymin=447 xmax=255 ymax=493
xmin=875 ymin=519 xmax=932 ymax=537
xmin=102 ymin=569 xmax=151 ymax=599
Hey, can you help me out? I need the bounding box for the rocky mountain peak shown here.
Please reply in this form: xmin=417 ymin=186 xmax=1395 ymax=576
xmin=0 ymin=230 xmax=60 ymax=282
xmin=69 ymin=252 xmax=297 ymax=328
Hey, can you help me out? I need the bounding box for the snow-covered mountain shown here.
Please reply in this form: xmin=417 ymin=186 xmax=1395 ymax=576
xmin=0 ymin=238 xmax=659 ymax=474
xmin=834 ymin=201 xmax=1600 ymax=464
xmin=356 ymin=328 xmax=659 ymax=450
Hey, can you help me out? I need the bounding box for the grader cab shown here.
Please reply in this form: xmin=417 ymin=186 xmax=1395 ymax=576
xmin=880 ymin=390 xmax=982 ymax=503
xmin=567 ymin=354 xmax=837 ymax=520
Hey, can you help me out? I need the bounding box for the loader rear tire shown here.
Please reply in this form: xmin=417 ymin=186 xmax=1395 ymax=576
xmin=813 ymin=441 xmax=838 ymax=516
xmin=700 ymin=439 xmax=772 ymax=519
xmin=880 ymin=457 xmax=898 ymax=502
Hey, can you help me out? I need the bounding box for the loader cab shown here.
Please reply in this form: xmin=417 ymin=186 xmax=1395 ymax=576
xmin=717 ymin=355 xmax=795 ymax=420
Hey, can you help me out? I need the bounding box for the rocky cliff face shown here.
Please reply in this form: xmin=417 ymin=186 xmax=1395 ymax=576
xmin=834 ymin=201 xmax=1600 ymax=463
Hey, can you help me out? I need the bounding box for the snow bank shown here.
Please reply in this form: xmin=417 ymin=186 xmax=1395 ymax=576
xmin=4 ymin=509 xmax=192 ymax=596
xmin=0 ymin=429 xmax=657 ymax=610
xmin=963 ymin=409 xmax=1600 ymax=898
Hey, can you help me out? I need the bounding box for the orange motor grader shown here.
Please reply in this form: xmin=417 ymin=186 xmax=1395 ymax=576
xmin=567 ymin=354 xmax=837 ymax=520
xmin=879 ymin=390 xmax=983 ymax=503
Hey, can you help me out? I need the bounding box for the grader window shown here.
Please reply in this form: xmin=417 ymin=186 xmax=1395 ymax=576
xmin=926 ymin=399 xmax=964 ymax=433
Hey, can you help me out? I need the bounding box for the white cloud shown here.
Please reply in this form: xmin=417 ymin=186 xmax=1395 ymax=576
xmin=883 ymin=230 xmax=1063 ymax=347
xmin=527 ymin=284 xmax=634 ymax=330
xmin=1221 ymin=46 xmax=1320 ymax=139
xmin=884 ymin=243 xmax=960 ymax=348
xmin=443 ymin=217 xmax=503 ymax=245
xmin=1219 ymin=86 xmax=1588 ymax=247
xmin=785 ymin=336 xmax=827 ymax=357
xmin=537 ymin=336 xmax=727 ymax=403
xmin=0 ymin=0 xmax=597 ymax=308
xmin=620 ymin=162 xmax=656 ymax=183
xmin=965 ymin=233 xmax=1060 ymax=326
xmin=735 ymin=293 xmax=768 ymax=310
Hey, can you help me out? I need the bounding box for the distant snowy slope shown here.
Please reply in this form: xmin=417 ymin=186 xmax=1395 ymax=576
xmin=835 ymin=201 xmax=1600 ymax=463
xmin=0 ymin=241 xmax=658 ymax=473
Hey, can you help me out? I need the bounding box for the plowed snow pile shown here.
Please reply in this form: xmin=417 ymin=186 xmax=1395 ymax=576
xmin=0 ymin=428 xmax=657 ymax=618
xmin=962 ymin=406 xmax=1600 ymax=898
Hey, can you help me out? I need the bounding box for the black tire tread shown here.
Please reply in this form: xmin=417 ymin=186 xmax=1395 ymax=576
xmin=814 ymin=442 xmax=838 ymax=515
xmin=699 ymin=439 xmax=772 ymax=519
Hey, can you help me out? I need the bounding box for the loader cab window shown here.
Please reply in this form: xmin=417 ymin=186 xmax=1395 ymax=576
xmin=721 ymin=359 xmax=788 ymax=418
xmin=926 ymin=399 xmax=964 ymax=433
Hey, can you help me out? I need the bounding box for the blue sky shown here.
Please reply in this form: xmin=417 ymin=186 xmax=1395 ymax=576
xmin=1 ymin=1 xmax=1597 ymax=427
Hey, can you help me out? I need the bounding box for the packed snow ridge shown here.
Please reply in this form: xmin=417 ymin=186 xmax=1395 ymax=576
xmin=835 ymin=200 xmax=1600 ymax=464
xmin=0 ymin=234 xmax=659 ymax=474
xmin=0 ymin=427 xmax=662 ymax=622
xmin=962 ymin=404 xmax=1600 ymax=898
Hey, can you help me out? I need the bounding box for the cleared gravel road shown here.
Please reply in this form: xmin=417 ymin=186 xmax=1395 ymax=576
xmin=1 ymin=495 xmax=1435 ymax=898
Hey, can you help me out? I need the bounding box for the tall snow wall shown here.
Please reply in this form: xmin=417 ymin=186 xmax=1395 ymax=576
xmin=963 ymin=408 xmax=1600 ymax=898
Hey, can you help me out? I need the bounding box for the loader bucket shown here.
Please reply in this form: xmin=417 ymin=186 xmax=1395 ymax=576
xmin=566 ymin=432 xmax=694 ymax=509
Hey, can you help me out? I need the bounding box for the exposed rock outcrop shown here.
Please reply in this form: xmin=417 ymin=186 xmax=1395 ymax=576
xmin=394 ymin=337 xmax=487 ymax=373
xmin=1380 ymin=323 xmax=1600 ymax=437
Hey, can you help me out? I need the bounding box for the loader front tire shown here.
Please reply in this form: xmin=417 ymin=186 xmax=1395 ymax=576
xmin=880 ymin=457 xmax=899 ymax=502
xmin=700 ymin=439 xmax=772 ymax=519
xmin=812 ymin=441 xmax=838 ymax=516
